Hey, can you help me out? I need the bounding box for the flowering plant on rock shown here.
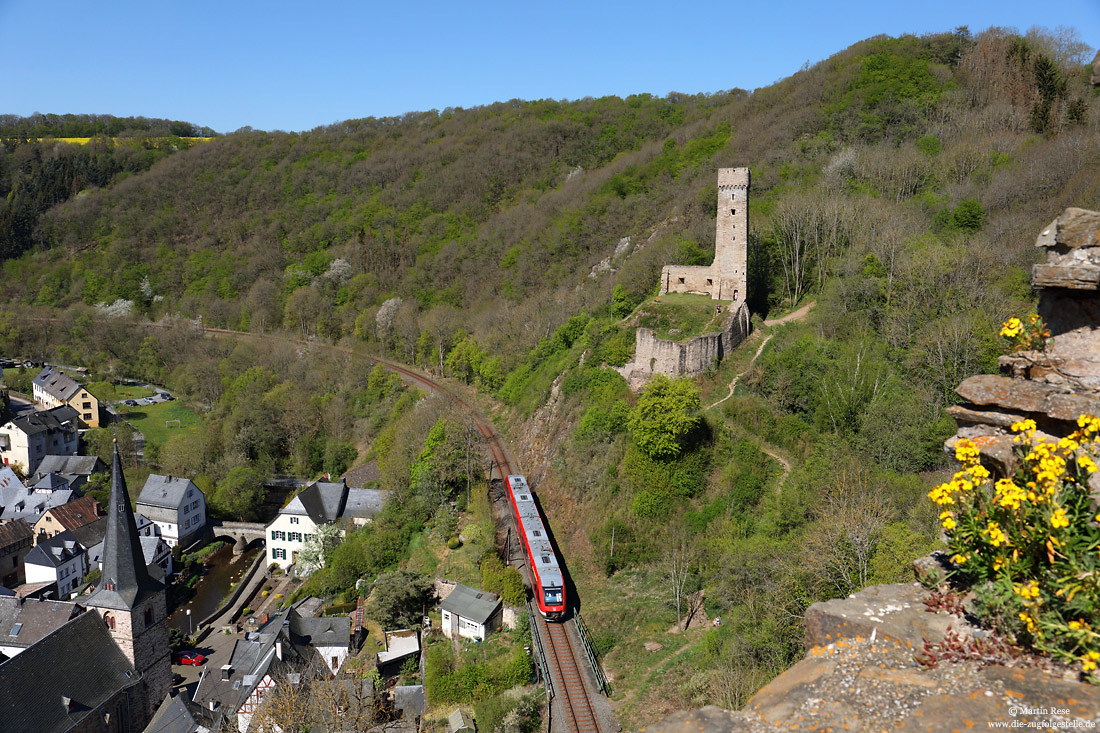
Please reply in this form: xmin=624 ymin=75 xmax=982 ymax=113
xmin=931 ymin=414 xmax=1100 ymax=676
xmin=999 ymin=314 xmax=1050 ymax=352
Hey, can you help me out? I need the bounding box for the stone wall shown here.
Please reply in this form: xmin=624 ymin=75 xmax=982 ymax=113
xmin=617 ymin=302 xmax=750 ymax=388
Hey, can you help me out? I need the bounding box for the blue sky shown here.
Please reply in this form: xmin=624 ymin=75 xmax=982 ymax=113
xmin=2 ymin=0 xmax=1097 ymax=133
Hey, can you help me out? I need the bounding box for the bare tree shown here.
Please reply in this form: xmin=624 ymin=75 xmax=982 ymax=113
xmin=664 ymin=526 xmax=695 ymax=632
xmin=801 ymin=467 xmax=892 ymax=598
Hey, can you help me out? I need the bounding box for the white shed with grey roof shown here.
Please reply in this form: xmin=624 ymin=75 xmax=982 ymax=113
xmin=440 ymin=583 xmax=502 ymax=642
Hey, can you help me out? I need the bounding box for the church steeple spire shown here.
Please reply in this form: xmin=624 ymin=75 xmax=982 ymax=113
xmin=86 ymin=441 xmax=162 ymax=610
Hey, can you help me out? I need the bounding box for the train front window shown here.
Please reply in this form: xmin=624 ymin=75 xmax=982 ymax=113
xmin=544 ymin=587 xmax=563 ymax=606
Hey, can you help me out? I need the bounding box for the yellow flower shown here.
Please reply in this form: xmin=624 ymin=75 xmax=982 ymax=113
xmin=1027 ymin=314 xmax=1040 ymax=324
xmin=995 ymin=478 xmax=1026 ymax=510
xmin=1050 ymin=507 xmax=1070 ymax=530
xmin=992 ymin=556 xmax=1005 ymax=571
xmin=1015 ymin=581 xmax=1041 ymax=600
xmin=1069 ymin=620 xmax=1083 ymax=630
xmin=1011 ymin=418 xmax=1037 ymax=433
xmin=1079 ymin=455 xmax=1098 ymax=474
xmin=1084 ymin=651 xmax=1100 ymax=672
xmin=1019 ymin=612 xmax=1037 ymax=633
xmin=1077 ymin=414 xmax=1100 ymax=436
xmin=983 ymin=521 xmax=1009 ymax=547
xmin=952 ymin=553 xmax=968 ymax=565
xmin=954 ymin=439 xmax=980 ymax=465
xmin=1000 ymin=317 xmax=1022 ymax=339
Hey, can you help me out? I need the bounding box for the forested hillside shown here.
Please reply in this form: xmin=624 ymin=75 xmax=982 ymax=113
xmin=2 ymin=26 xmax=1099 ymax=725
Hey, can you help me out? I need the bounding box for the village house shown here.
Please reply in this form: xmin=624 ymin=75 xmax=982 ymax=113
xmin=136 ymin=474 xmax=206 ymax=548
xmin=440 ymin=583 xmax=503 ymax=642
xmin=287 ymin=606 xmax=353 ymax=674
xmin=31 ymin=455 xmax=107 ymax=494
xmin=32 ymin=495 xmax=102 ymax=543
xmin=0 ymin=405 xmax=80 ymax=476
xmin=32 ymin=367 xmax=101 ymax=428
xmin=0 ymin=519 xmax=33 ymax=588
xmin=193 ymin=606 xmax=306 ymax=732
xmin=0 ymin=469 xmax=74 ymax=526
xmin=23 ymin=530 xmax=87 ymax=599
xmin=267 ymin=478 xmax=390 ymax=569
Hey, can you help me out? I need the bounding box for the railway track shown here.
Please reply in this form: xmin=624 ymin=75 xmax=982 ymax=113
xmin=202 ymin=328 xmax=600 ymax=732
xmin=540 ymin=614 xmax=601 ymax=733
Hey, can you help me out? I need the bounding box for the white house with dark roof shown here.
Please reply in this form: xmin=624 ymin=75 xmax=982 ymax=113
xmin=136 ymin=474 xmax=206 ymax=548
xmin=266 ymin=479 xmax=390 ymax=569
xmin=0 ymin=406 xmax=79 ymax=476
xmin=288 ymin=606 xmax=352 ymax=674
xmin=31 ymin=367 xmax=100 ymax=428
xmin=24 ymin=530 xmax=87 ymax=598
xmin=440 ymin=583 xmax=503 ymax=641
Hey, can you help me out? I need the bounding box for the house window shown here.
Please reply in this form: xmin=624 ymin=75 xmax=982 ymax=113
xmin=273 ymin=548 xmax=286 ymax=560
xmin=706 ymin=278 xmax=713 ymax=286
xmin=731 ymin=208 xmax=736 ymax=215
xmin=82 ymin=402 xmax=91 ymax=409
xmin=144 ymin=607 xmax=153 ymax=626
xmin=289 ymin=532 xmax=302 ymax=542
xmin=678 ymin=277 xmax=685 ymax=284
xmin=271 ymin=530 xmax=286 ymax=541
xmin=104 ymin=613 xmax=115 ymax=631
xmin=290 ymin=517 xmax=299 ymax=524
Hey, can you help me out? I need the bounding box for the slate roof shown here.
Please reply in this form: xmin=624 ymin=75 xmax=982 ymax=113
xmin=146 ymin=693 xmax=222 ymax=733
xmin=394 ymin=685 xmax=426 ymax=718
xmin=0 ymin=519 xmax=32 ymax=551
xmin=40 ymin=495 xmax=101 ymax=532
xmin=0 ymin=467 xmax=25 ymax=495
xmin=33 ymin=455 xmax=106 ymax=481
xmin=138 ymin=474 xmax=200 ymax=509
xmin=441 ymin=583 xmax=501 ymax=625
xmin=289 ymin=610 xmax=351 ymax=649
xmin=6 ymin=405 xmax=79 ymax=437
xmin=33 ymin=367 xmax=83 ymax=402
xmin=0 ymin=489 xmax=74 ymax=523
xmin=0 ymin=596 xmax=79 ymax=651
xmin=0 ymin=609 xmax=141 ymax=733
xmin=344 ymin=487 xmax=390 ymax=521
xmin=84 ymin=444 xmax=163 ymax=611
xmin=193 ymin=608 xmax=301 ymax=716
xmin=24 ymin=530 xmax=84 ymax=570
xmin=33 ymin=473 xmax=69 ymax=492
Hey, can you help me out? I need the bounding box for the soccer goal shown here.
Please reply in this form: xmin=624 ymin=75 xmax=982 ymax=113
xmin=165 ymin=419 xmax=181 ymax=429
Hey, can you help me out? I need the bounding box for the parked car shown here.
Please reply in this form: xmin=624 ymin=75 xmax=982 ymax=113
xmin=123 ymin=399 xmax=138 ymax=407
xmin=173 ymin=651 xmax=205 ymax=666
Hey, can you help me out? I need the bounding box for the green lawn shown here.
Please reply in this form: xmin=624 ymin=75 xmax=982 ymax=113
xmin=634 ymin=293 xmax=733 ymax=342
xmin=2 ymin=367 xmax=34 ymax=394
xmin=86 ymin=381 xmax=155 ymax=403
xmin=116 ymin=400 xmax=201 ymax=448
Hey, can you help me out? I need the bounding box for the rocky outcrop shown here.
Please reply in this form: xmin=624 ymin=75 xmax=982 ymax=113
xmin=649 ymin=580 xmax=1100 ymax=732
xmin=616 ymin=302 xmax=750 ymax=389
xmin=946 ymin=207 xmax=1100 ymax=477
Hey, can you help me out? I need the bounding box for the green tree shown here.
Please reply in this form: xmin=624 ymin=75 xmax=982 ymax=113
xmin=212 ymin=466 xmax=266 ymax=521
xmin=366 ymin=570 xmax=434 ymax=628
xmin=952 ymin=199 xmax=985 ymax=232
xmin=627 ymin=375 xmax=701 ymax=459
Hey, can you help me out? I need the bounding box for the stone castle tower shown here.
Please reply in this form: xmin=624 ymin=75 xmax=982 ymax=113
xmin=84 ymin=443 xmax=172 ymax=724
xmin=660 ymin=167 xmax=749 ymax=301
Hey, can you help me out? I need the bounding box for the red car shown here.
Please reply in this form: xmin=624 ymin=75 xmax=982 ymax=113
xmin=173 ymin=651 xmax=205 ymax=666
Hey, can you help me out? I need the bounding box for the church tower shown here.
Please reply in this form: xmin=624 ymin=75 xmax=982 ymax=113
xmin=84 ymin=443 xmax=172 ymax=724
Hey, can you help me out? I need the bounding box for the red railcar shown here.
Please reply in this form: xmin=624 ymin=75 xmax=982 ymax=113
xmin=504 ymin=474 xmax=565 ymax=620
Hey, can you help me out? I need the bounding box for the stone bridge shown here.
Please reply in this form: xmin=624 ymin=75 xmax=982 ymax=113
xmin=209 ymin=519 xmax=266 ymax=555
